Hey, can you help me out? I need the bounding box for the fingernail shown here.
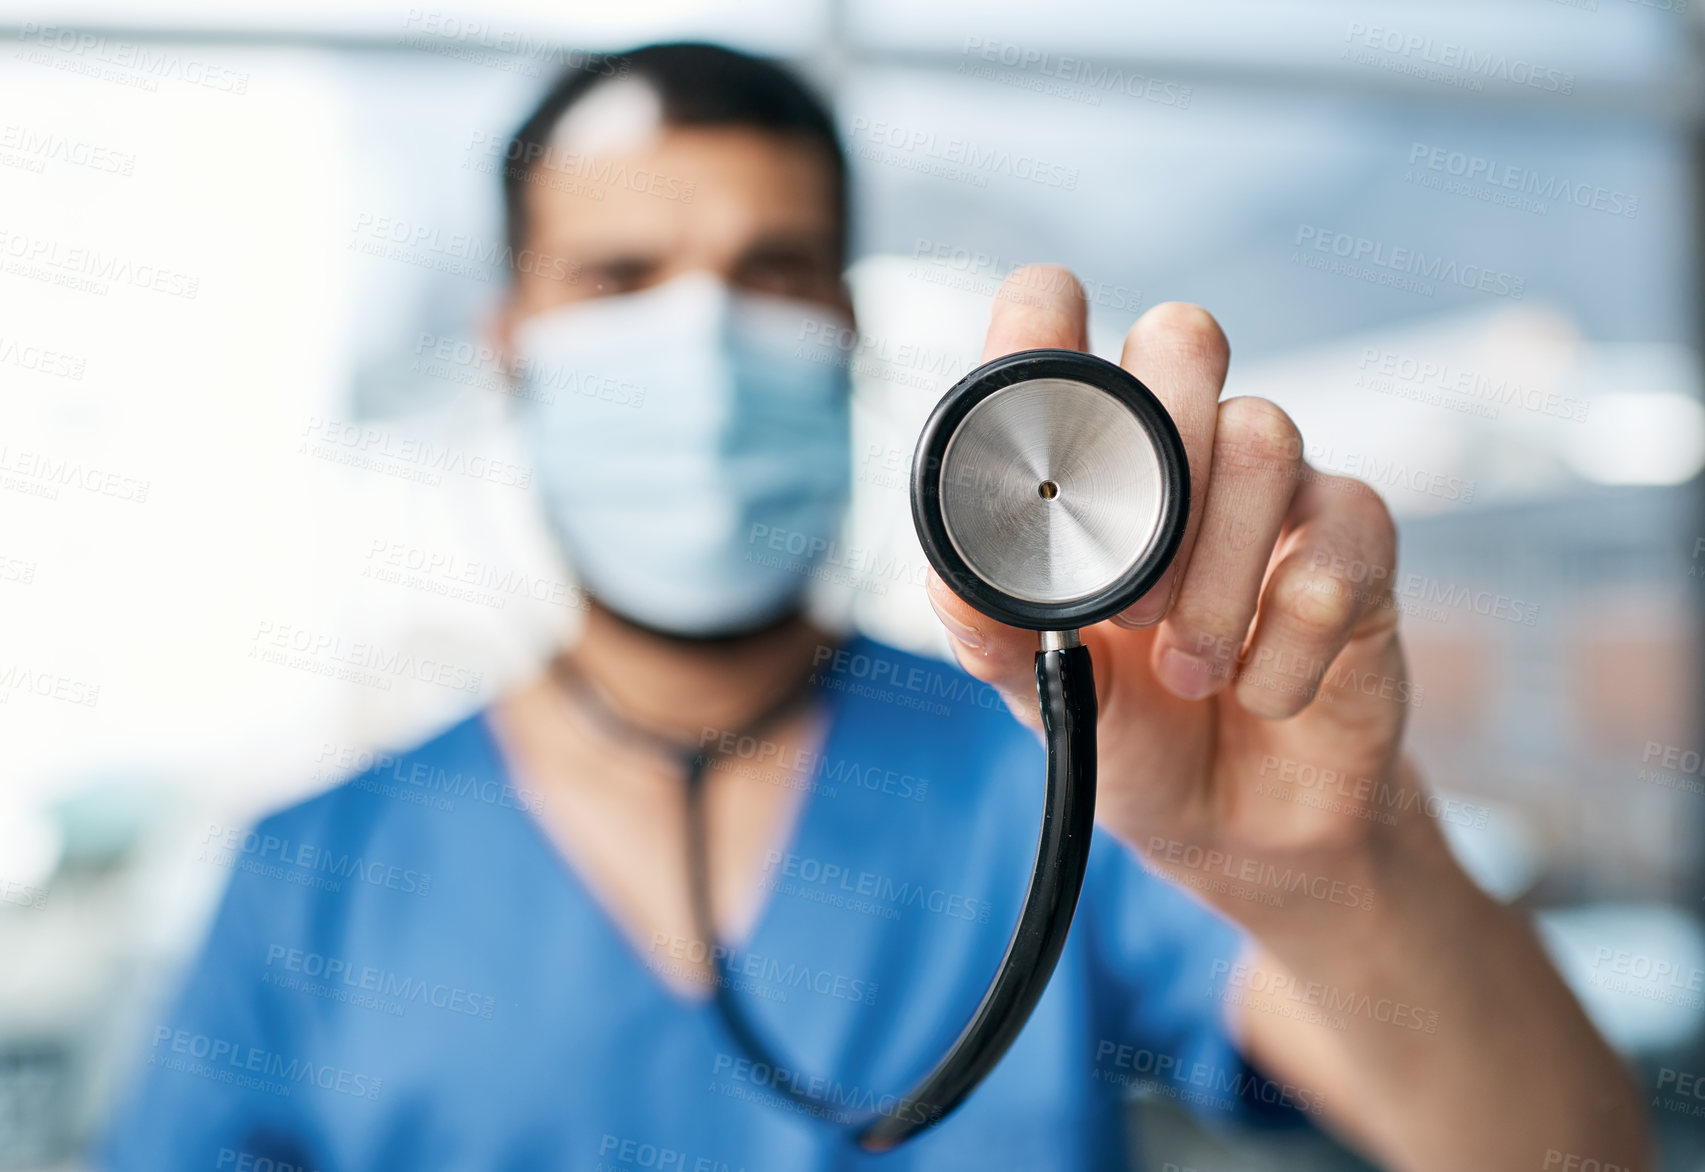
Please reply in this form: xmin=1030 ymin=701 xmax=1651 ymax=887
xmin=1114 ymin=577 xmax=1173 ymax=629
xmin=1113 ymin=595 xmax=1168 ymax=629
xmin=1159 ymin=648 xmax=1221 ymax=700
xmin=928 ymin=594 xmax=985 ymax=650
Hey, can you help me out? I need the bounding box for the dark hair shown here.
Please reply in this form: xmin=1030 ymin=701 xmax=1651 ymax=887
xmin=501 ymin=42 xmax=846 ymax=265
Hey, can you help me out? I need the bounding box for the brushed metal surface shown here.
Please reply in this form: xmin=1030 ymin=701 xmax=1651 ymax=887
xmin=939 ymin=378 xmax=1165 ymax=605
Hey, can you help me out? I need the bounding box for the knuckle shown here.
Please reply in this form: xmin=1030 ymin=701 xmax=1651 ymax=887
xmin=1132 ymin=301 xmax=1228 ymax=366
xmin=1357 ymin=490 xmax=1399 ymax=563
xmin=1317 ymin=470 xmax=1392 ymax=517
xmin=1273 ymin=562 xmax=1360 ymax=638
xmin=1215 ymin=396 xmax=1303 ymax=474
xmin=1234 ymin=674 xmax=1312 ymax=721
xmin=1167 ymin=609 xmax=1248 ymax=666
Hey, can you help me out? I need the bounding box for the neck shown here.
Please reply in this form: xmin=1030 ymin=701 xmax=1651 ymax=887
xmin=563 ymin=602 xmax=834 ymax=742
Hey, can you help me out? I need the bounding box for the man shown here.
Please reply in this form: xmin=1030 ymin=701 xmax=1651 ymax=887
xmin=103 ymin=42 xmax=1648 ymax=1171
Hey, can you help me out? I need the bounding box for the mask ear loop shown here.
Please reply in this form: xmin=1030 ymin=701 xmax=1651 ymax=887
xmin=680 ymin=634 xmax=1100 ymax=1151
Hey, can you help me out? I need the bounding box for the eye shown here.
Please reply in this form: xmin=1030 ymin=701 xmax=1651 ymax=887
xmin=734 ymin=241 xmax=840 ymax=301
xmin=584 ymin=257 xmax=660 ymax=296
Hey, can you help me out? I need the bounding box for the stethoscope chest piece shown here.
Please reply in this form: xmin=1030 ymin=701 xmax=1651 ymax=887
xmin=913 ymin=348 xmax=1189 ymax=630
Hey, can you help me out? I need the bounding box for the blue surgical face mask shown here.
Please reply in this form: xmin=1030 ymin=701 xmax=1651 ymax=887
xmin=511 ymin=271 xmax=854 ymax=637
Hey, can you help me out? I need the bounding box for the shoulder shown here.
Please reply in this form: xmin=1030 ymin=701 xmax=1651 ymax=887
xmin=252 ymin=711 xmax=509 ymax=842
xmin=201 ymin=711 xmax=514 ymax=928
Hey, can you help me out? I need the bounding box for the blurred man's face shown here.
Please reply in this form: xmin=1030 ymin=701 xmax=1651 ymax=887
xmin=504 ymin=118 xmax=846 ymax=327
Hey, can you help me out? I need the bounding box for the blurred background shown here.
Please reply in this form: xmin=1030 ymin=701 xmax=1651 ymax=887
xmin=1 ymin=0 xmax=1702 ymax=1168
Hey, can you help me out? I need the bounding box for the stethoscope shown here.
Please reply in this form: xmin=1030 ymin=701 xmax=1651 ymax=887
xmin=559 ymin=348 xmax=1190 ymax=1152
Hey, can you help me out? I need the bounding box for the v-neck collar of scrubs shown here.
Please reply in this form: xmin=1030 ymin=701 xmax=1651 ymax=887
xmin=469 ymin=676 xmax=844 ymax=1012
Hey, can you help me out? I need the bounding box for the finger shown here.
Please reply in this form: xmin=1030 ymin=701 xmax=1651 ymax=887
xmin=1149 ymin=397 xmax=1303 ymax=701
xmin=1109 ymin=303 xmax=1231 ymax=629
xmin=1232 ymin=472 xmax=1400 ymax=720
xmin=925 ymin=569 xmax=1043 ymax=729
xmin=924 ymin=266 xmax=1092 ymax=724
xmin=981 ymin=263 xmax=1088 ymax=360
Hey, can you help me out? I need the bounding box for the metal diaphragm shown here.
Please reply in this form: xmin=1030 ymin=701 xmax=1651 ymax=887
xmin=912 ymin=349 xmax=1189 ymax=630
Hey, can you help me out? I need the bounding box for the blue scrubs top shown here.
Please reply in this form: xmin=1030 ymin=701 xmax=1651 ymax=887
xmin=101 ymin=636 xmax=1306 ymax=1171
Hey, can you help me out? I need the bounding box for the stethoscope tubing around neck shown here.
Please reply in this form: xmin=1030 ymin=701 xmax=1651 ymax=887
xmin=677 ymin=633 xmax=1100 ymax=1151
xmin=556 ymin=635 xmax=1102 ymax=1150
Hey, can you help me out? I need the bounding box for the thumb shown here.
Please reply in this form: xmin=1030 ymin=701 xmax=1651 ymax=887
xmin=925 ymin=570 xmax=1044 ymax=730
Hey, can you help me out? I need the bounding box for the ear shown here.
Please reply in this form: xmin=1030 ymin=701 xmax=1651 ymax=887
xmin=484 ymin=295 xmax=521 ymax=406
xmin=836 ymin=275 xmax=857 ymax=330
xmin=485 ymin=295 xmax=520 ymax=390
